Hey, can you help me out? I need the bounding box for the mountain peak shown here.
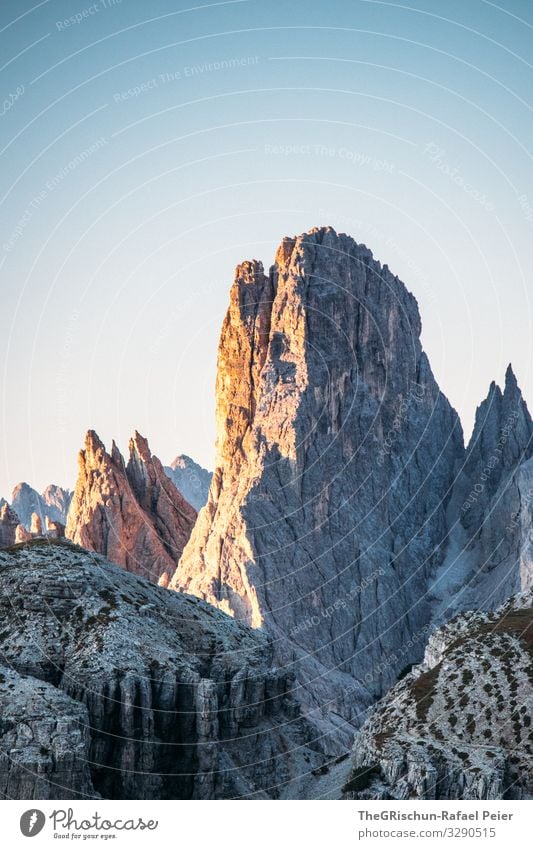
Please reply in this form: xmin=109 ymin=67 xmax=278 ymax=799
xmin=129 ymin=430 xmax=151 ymax=463
xmin=175 ymin=226 xmax=463 ymax=735
xmin=66 ymin=431 xmax=196 ymax=585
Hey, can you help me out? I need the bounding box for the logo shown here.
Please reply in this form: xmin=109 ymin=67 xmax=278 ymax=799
xmin=20 ymin=809 xmax=46 ymax=837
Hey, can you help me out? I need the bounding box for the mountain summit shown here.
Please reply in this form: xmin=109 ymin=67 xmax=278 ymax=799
xmin=173 ymin=226 xmax=465 ymax=742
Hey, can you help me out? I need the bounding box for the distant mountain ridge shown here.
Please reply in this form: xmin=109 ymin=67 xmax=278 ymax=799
xmin=9 ymin=482 xmax=72 ymax=530
xmin=164 ymin=454 xmax=212 ymax=511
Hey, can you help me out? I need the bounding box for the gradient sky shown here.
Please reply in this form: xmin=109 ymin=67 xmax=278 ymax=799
xmin=1 ymin=0 xmax=533 ymax=497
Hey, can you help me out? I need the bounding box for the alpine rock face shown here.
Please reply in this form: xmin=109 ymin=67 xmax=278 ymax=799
xmin=65 ymin=431 xmax=197 ymax=585
xmin=174 ymin=227 xmax=464 ymax=740
xmin=165 ymin=455 xmax=212 ymax=511
xmin=343 ymin=590 xmax=533 ymax=800
xmin=11 ymin=482 xmax=72 ymax=530
xmin=0 ymin=503 xmax=24 ymax=548
xmin=0 ymin=540 xmax=322 ymax=799
xmin=431 ymin=366 xmax=533 ymax=620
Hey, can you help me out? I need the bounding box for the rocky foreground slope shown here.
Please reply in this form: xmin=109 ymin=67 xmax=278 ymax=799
xmin=343 ymin=591 xmax=533 ymax=800
xmin=0 ymin=539 xmax=322 ymax=800
xmin=66 ymin=431 xmax=197 ymax=586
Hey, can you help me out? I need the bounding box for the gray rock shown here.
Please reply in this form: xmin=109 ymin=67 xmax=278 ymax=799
xmin=164 ymin=455 xmax=212 ymax=511
xmin=174 ymin=227 xmax=464 ymax=747
xmin=0 ymin=503 xmax=20 ymax=548
xmin=433 ymin=366 xmax=533 ymax=616
xmin=343 ymin=589 xmax=533 ymax=800
xmin=0 ymin=666 xmax=96 ymax=799
xmin=11 ymin=482 xmax=72 ymax=531
xmin=0 ymin=539 xmax=322 ymax=799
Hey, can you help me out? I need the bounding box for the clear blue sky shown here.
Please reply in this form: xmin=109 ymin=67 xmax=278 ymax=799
xmin=1 ymin=0 xmax=533 ymax=496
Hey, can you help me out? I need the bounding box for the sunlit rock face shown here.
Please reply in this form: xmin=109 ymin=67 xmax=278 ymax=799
xmin=65 ymin=430 xmax=196 ymax=585
xmin=0 ymin=503 xmax=21 ymax=548
xmin=174 ymin=226 xmax=464 ymax=742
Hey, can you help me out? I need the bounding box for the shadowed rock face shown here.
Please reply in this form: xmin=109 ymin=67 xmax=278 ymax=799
xmin=165 ymin=455 xmax=212 ymax=511
xmin=11 ymin=482 xmax=72 ymax=530
xmin=0 ymin=540 xmax=321 ymax=800
xmin=174 ymin=227 xmax=464 ymax=742
xmin=0 ymin=667 xmax=95 ymax=800
xmin=430 ymin=367 xmax=533 ymax=624
xmin=444 ymin=366 xmax=533 ymax=610
xmin=65 ymin=431 xmax=197 ymax=585
xmin=343 ymin=590 xmax=533 ymax=800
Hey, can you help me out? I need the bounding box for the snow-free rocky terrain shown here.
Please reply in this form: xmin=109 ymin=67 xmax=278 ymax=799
xmin=343 ymin=590 xmax=533 ymax=800
xmin=175 ymin=227 xmax=533 ymax=750
xmin=1 ymin=227 xmax=532 ymax=800
xmin=0 ymin=539 xmax=322 ymax=799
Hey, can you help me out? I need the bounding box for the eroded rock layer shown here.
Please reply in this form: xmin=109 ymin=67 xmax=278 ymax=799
xmin=0 ymin=539 xmax=322 ymax=799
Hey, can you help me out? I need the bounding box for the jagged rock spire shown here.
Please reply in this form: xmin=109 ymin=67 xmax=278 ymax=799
xmin=173 ymin=226 xmax=464 ymax=743
xmin=66 ymin=430 xmax=196 ymax=585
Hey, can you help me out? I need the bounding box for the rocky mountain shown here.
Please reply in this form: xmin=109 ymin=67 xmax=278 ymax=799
xmin=10 ymin=482 xmax=72 ymax=530
xmin=343 ymin=590 xmax=533 ymax=800
xmin=430 ymin=366 xmax=533 ymax=621
xmin=174 ymin=226 xmax=465 ymax=745
xmin=65 ymin=431 xmax=197 ymax=585
xmin=0 ymin=666 xmax=94 ymax=800
xmin=0 ymin=539 xmax=322 ymax=799
xmin=165 ymin=455 xmax=212 ymax=511
xmin=0 ymin=503 xmax=24 ymax=548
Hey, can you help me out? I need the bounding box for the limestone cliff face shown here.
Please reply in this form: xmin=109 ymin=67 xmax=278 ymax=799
xmin=66 ymin=431 xmax=196 ymax=585
xmin=0 ymin=540 xmax=321 ymax=799
xmin=343 ymin=590 xmax=533 ymax=800
xmin=0 ymin=503 xmax=23 ymax=548
xmin=174 ymin=227 xmax=464 ymax=736
xmin=435 ymin=366 xmax=533 ymax=615
xmin=165 ymin=455 xmax=212 ymax=511
xmin=11 ymin=482 xmax=72 ymax=530
xmin=0 ymin=666 xmax=95 ymax=800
